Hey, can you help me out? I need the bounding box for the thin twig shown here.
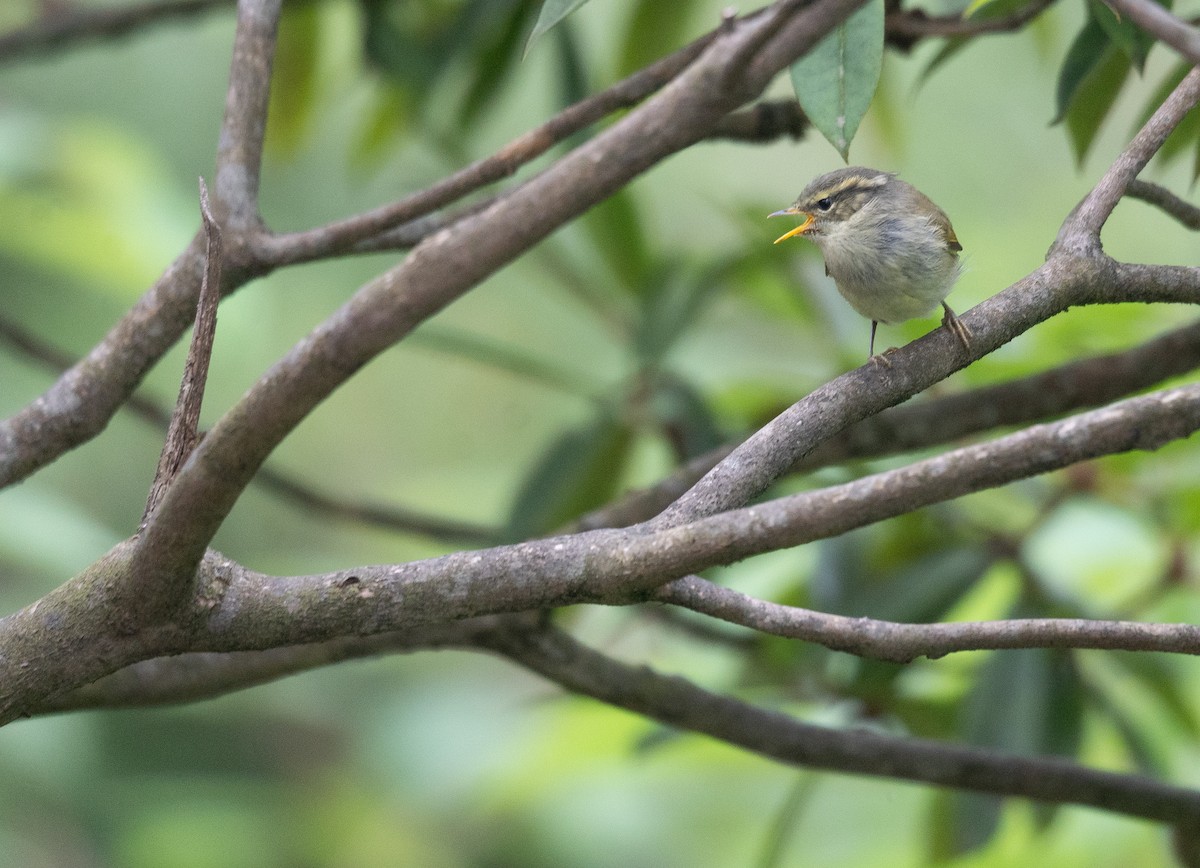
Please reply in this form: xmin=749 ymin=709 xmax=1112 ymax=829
xmin=884 ymin=0 xmax=1055 ymax=49
xmin=705 ymin=99 xmax=810 ymax=143
xmin=656 ymin=575 xmax=1200 ymax=661
xmin=252 ymin=28 xmax=717 ymax=265
xmin=0 ymin=0 xmax=238 ymax=64
xmin=1128 ymin=180 xmax=1200 ymax=230
xmin=142 ymin=179 xmax=222 ymax=524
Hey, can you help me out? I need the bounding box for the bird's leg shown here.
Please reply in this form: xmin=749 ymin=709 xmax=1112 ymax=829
xmin=868 ymin=321 xmax=893 ymax=368
xmin=941 ymin=302 xmax=972 ymax=351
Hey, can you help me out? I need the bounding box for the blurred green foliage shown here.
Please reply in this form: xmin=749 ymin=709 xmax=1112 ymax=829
xmin=0 ymin=0 xmax=1199 ymax=864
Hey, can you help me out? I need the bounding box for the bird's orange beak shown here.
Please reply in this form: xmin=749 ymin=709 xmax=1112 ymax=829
xmin=769 ymin=208 xmax=814 ymax=244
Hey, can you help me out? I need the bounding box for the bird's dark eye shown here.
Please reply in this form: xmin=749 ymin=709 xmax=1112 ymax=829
xmin=816 ymin=197 xmax=833 ymax=212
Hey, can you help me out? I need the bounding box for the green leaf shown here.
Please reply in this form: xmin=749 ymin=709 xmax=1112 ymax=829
xmin=458 ymin=0 xmax=541 ymax=128
xmin=265 ymin=3 xmax=320 ymax=157
xmin=1133 ymin=62 xmax=1200 ymax=181
xmin=617 ymin=0 xmax=695 ymax=78
xmin=651 ymin=376 xmax=725 ymax=460
xmin=553 ymin=20 xmax=590 ymax=113
xmin=351 ymin=84 xmax=410 ymax=167
xmin=635 ymin=260 xmax=731 ymax=363
xmin=811 ymin=520 xmax=991 ymax=624
xmin=409 ymin=324 xmax=603 ymax=397
xmin=505 ymin=411 xmax=633 ymax=539
xmin=917 ymin=0 xmax=1038 ymax=86
xmin=1087 ymin=0 xmax=1152 ymax=70
xmin=940 ymin=621 xmax=1084 ymax=855
xmin=1053 ymin=14 xmax=1132 ymax=164
xmin=581 ymin=189 xmax=653 ymax=294
xmin=525 ymin=0 xmax=592 ymax=57
xmin=1064 ymin=46 xmax=1130 ymax=165
xmin=915 ymin=37 xmax=970 ymax=87
xmin=1109 ymin=652 xmax=1200 ymax=738
xmin=789 ymin=0 xmax=884 ymax=160
xmin=1053 ymin=16 xmax=1112 ymax=124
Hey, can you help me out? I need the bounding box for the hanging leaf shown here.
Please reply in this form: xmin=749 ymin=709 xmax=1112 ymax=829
xmin=789 ymin=0 xmax=885 ymax=160
xmin=1064 ymin=47 xmax=1130 ymax=165
xmin=1053 ymin=16 xmax=1112 ymax=124
xmin=505 ymin=411 xmax=633 ymax=540
xmin=1052 ymin=14 xmax=1134 ymax=164
xmin=265 ymin=3 xmax=321 ymax=157
xmin=525 ymin=0 xmax=593 ymax=57
xmin=581 ymin=189 xmax=653 ymax=294
xmin=651 ymin=375 xmax=725 ymax=460
xmin=935 ymin=609 xmax=1085 ymax=857
xmin=1133 ymin=62 xmax=1200 ymax=181
xmin=1087 ymin=0 xmax=1152 ymax=70
xmin=458 ymin=0 xmax=541 ymax=128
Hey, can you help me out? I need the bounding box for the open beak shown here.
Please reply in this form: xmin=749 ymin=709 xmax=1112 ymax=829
xmin=769 ymin=208 xmax=814 ymax=244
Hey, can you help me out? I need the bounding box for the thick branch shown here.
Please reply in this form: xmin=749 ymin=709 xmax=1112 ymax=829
xmin=169 ymin=383 xmax=1200 ymax=661
xmin=130 ymin=0 xmax=872 ymax=614
xmin=31 ymin=620 xmax=489 ymax=713
xmin=7 ymin=380 xmax=1199 ymax=721
xmin=478 ymin=621 xmax=1200 ymax=827
xmin=578 ymin=319 xmax=1200 ymax=530
xmin=661 ymin=64 xmax=1200 ymax=527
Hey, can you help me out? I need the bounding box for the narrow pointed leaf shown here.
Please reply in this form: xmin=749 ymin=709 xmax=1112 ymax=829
xmin=1064 ymin=47 xmax=1130 ymax=164
xmin=506 ymin=412 xmax=633 ymax=540
xmin=525 ymin=0 xmax=592 ymax=57
xmin=789 ymin=0 xmax=884 ymax=160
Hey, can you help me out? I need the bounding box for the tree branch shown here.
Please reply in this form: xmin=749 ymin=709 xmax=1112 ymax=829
xmin=661 ymin=66 xmax=1200 ymax=528
xmin=10 ymin=381 xmax=1200 ymax=720
xmin=578 ymin=319 xmax=1200 ymax=530
xmin=655 ymin=575 xmax=1200 ymax=662
xmin=128 ymin=0 xmax=874 ymax=616
xmin=1128 ymin=179 xmax=1200 ymax=230
xmin=142 ymin=179 xmax=222 ymax=526
xmin=0 ymin=0 xmax=238 ymax=65
xmin=477 ymin=620 xmax=1200 ymax=827
xmin=884 ymin=0 xmax=1056 ymax=49
xmin=31 ymin=619 xmax=491 ymax=713
xmin=155 ymin=383 xmax=1200 ymax=663
xmin=213 ymin=0 xmax=280 ymax=228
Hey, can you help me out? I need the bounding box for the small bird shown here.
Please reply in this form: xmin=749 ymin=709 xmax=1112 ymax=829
xmin=770 ymin=166 xmax=971 ymax=361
